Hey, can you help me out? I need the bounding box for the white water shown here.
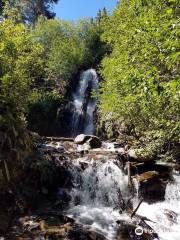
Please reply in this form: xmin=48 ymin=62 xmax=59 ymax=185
xmin=71 ymin=69 xmax=98 ymax=136
xmin=66 ymin=158 xmax=130 ymax=239
xmin=64 ymin=154 xmax=180 ymax=239
xmin=58 ymin=139 xmax=180 ymax=239
xmin=137 ymin=172 xmax=180 ymax=240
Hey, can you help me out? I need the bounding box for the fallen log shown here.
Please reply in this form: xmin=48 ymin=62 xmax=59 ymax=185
xmin=42 ymin=137 xmax=74 ymax=142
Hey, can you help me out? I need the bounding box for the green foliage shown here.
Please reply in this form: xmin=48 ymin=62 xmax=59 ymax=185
xmin=1 ymin=0 xmax=60 ymax=24
xmin=33 ymin=18 xmax=84 ymax=90
xmin=0 ymin=19 xmax=43 ymax=163
xmin=76 ymin=17 xmax=108 ymax=67
xmin=27 ymin=15 xmax=109 ymax=135
xmin=99 ymin=0 xmax=180 ymax=147
xmin=31 ymin=16 xmax=108 ymax=92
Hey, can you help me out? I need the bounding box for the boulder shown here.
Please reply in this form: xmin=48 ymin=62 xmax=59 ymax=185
xmin=116 ymin=219 xmax=158 ymax=240
xmin=136 ymin=171 xmax=159 ymax=182
xmin=74 ymin=134 xmax=90 ymax=144
xmin=132 ymin=171 xmax=167 ymax=202
xmin=74 ymin=134 xmax=102 ymax=148
xmin=87 ymin=137 xmax=102 ymax=148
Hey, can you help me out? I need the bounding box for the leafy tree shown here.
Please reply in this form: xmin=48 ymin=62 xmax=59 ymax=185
xmin=33 ymin=18 xmax=84 ymax=90
xmin=17 ymin=0 xmax=60 ymax=24
xmin=76 ymin=15 xmax=109 ymax=67
xmin=99 ymin=0 xmax=180 ymax=151
xmin=1 ymin=0 xmax=60 ymax=24
xmin=0 ymin=19 xmax=43 ymax=168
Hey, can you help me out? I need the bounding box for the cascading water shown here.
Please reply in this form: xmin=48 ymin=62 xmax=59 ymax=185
xmin=65 ymin=158 xmax=130 ymax=239
xmin=71 ymin=69 xmax=98 ymax=137
xmin=136 ymin=172 xmax=180 ymax=240
xmin=62 ymin=152 xmax=180 ymax=240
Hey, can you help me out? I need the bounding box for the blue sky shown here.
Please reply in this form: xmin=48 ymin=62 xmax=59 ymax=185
xmin=54 ymin=0 xmax=117 ymax=20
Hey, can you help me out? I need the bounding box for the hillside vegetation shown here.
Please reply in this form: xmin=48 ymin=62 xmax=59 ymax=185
xmin=98 ymin=0 xmax=179 ymax=158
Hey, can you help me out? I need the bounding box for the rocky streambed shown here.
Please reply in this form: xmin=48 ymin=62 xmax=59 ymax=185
xmin=1 ymin=134 xmax=180 ymax=240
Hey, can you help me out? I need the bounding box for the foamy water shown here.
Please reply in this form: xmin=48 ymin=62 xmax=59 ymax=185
xmin=63 ymin=154 xmax=180 ymax=240
xmin=137 ymin=173 xmax=180 ymax=240
xmin=66 ymin=158 xmax=130 ymax=239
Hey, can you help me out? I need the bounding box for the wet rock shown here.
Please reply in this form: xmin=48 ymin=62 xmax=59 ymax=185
xmin=57 ymin=188 xmax=72 ymax=205
xmin=75 ymin=134 xmax=102 ymax=148
xmin=38 ymin=142 xmax=64 ymax=154
xmin=63 ymin=141 xmax=77 ymax=153
xmin=130 ymin=163 xmax=172 ymax=179
xmin=16 ymin=212 xmax=107 ymax=240
xmin=164 ymin=209 xmax=178 ymax=224
xmin=116 ymin=220 xmax=158 ymax=240
xmin=87 ymin=137 xmax=102 ymax=148
xmin=132 ymin=171 xmax=166 ymax=202
xmin=79 ymin=161 xmax=89 ymax=170
xmin=136 ymin=171 xmax=159 ymax=182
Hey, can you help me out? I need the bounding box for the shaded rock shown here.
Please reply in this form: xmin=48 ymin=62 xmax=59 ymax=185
xmin=132 ymin=171 xmax=166 ymax=202
xmin=136 ymin=171 xmax=159 ymax=182
xmin=57 ymin=188 xmax=72 ymax=205
xmin=0 ymin=211 xmax=11 ymax=233
xmin=87 ymin=137 xmax=102 ymax=148
xmin=154 ymin=164 xmax=173 ymax=180
xmin=79 ymin=161 xmax=89 ymax=170
xmin=30 ymin=131 xmax=42 ymax=141
xmin=116 ymin=219 xmax=158 ymax=240
xmin=130 ymin=163 xmax=172 ymax=180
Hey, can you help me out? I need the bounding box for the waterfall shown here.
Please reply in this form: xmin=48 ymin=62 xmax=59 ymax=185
xmin=63 ymin=154 xmax=180 ymax=240
xmin=71 ymin=69 xmax=98 ymax=137
xmin=65 ymin=158 xmax=130 ymax=239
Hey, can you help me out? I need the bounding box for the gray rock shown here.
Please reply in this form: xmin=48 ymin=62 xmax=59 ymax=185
xmin=74 ymin=134 xmax=90 ymax=144
xmin=74 ymin=134 xmax=102 ymax=149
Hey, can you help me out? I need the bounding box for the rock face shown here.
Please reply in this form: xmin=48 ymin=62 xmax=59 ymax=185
xmin=74 ymin=134 xmax=102 ymax=148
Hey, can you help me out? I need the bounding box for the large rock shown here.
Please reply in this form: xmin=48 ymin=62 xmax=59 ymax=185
xmin=136 ymin=171 xmax=159 ymax=182
xmin=132 ymin=171 xmax=167 ymax=202
xmin=74 ymin=134 xmax=90 ymax=144
xmin=74 ymin=134 xmax=102 ymax=148
xmin=130 ymin=163 xmax=172 ymax=179
xmin=116 ymin=219 xmax=158 ymax=240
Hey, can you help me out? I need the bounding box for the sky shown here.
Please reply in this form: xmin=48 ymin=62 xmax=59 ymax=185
xmin=54 ymin=0 xmax=117 ymax=20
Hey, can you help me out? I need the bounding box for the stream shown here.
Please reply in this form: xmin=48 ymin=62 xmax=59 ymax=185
xmin=59 ymin=69 xmax=180 ymax=240
xmin=137 ymin=172 xmax=180 ymax=240
xmin=62 ymin=152 xmax=180 ymax=240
